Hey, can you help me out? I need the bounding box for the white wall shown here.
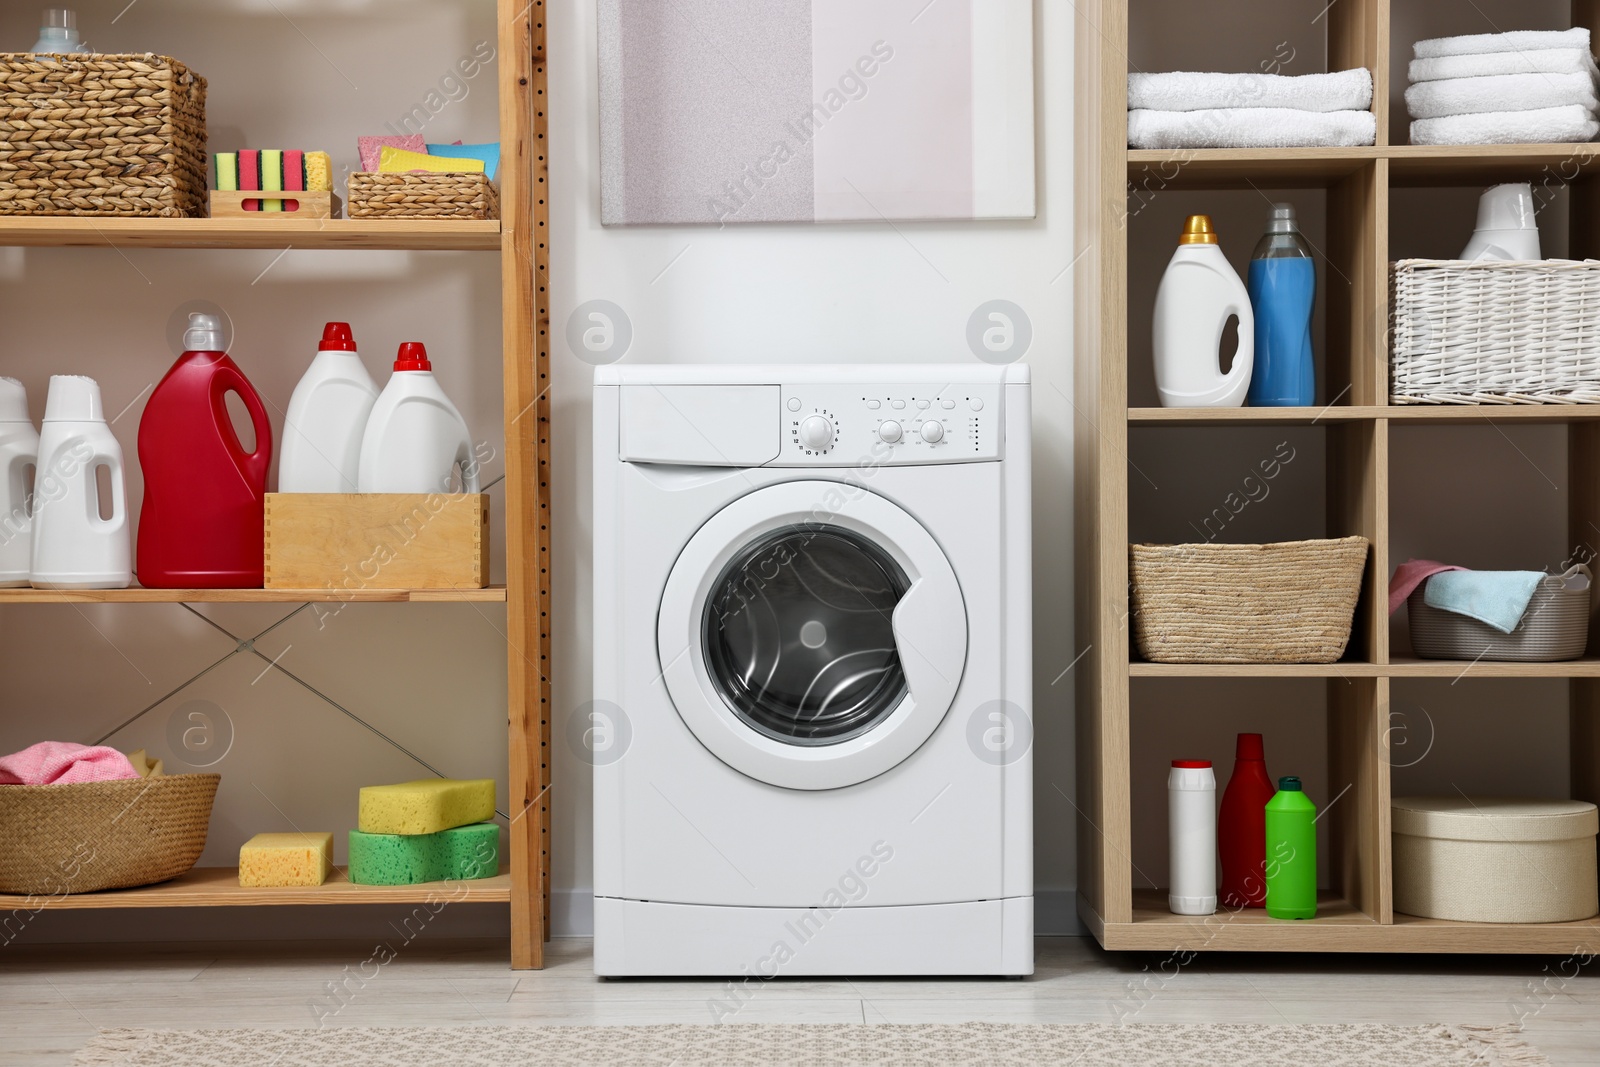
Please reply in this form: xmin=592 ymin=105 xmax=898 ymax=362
xmin=549 ymin=0 xmax=1080 ymax=931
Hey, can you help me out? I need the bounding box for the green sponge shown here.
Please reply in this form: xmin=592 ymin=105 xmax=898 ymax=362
xmin=348 ymin=822 xmax=499 ymax=885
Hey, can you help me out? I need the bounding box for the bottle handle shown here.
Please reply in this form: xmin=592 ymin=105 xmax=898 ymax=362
xmin=89 ymin=448 xmax=128 ymax=532
xmin=1219 ymin=297 xmax=1255 ymax=395
xmin=210 ymin=364 xmax=273 ymax=486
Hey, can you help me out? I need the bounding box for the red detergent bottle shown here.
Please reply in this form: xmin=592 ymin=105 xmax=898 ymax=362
xmin=1218 ymin=732 xmax=1276 ymax=908
xmin=137 ymin=313 xmax=273 ymax=588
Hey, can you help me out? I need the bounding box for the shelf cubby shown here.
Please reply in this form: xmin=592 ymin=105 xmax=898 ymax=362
xmin=1076 ymin=0 xmax=1600 ymax=953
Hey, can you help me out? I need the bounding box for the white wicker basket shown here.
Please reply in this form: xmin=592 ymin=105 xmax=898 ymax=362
xmin=1391 ymin=259 xmax=1600 ymax=404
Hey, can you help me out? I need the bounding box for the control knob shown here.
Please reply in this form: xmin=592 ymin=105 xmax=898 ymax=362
xmin=919 ymin=420 xmax=945 ymax=444
xmin=798 ymin=414 xmax=835 ymax=451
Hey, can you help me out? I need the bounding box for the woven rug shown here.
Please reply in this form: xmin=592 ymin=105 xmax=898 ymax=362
xmin=72 ymin=1023 xmax=1548 ymax=1066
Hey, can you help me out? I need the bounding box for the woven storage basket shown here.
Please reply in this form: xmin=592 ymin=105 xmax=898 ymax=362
xmin=1393 ymin=796 xmax=1599 ymax=923
xmin=1408 ymin=564 xmax=1591 ymax=662
xmin=1391 ymin=258 xmax=1600 ymax=404
xmin=347 ymin=172 xmax=500 ymax=220
xmin=0 ymin=773 xmax=219 ymax=895
xmin=0 ymin=53 xmax=207 ymax=218
xmin=1130 ymin=537 xmax=1369 ymax=664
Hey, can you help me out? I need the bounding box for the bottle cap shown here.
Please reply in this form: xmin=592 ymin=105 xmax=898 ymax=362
xmin=320 ymin=322 xmax=356 ymax=352
xmin=1171 ymin=759 xmax=1212 ymax=768
xmin=1179 ymin=215 xmax=1218 ymax=245
xmin=1236 ymin=732 xmax=1265 ymax=760
xmin=394 ymin=342 xmax=432 ymax=372
xmin=1266 ymin=203 xmax=1299 ymax=234
xmin=0 ymin=378 xmax=29 ymax=424
xmin=1277 ymin=776 xmax=1304 ymax=791
xmin=183 ymin=312 xmax=225 ymax=353
xmin=42 ymin=375 xmax=103 ymax=423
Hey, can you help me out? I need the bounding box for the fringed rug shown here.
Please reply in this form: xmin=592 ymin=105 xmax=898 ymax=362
xmin=72 ymin=1023 xmax=1549 ymax=1066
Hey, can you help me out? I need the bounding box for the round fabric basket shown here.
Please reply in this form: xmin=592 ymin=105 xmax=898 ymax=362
xmin=1129 ymin=537 xmax=1370 ymax=664
xmin=0 ymin=774 xmax=220 ymax=895
xmin=1408 ymin=565 xmax=1591 ymax=662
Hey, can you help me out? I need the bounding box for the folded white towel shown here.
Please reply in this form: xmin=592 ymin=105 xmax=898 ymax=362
xmin=1406 ymin=72 xmax=1599 ymax=119
xmin=1127 ymin=69 xmax=1372 ymax=113
xmin=1414 ymin=28 xmax=1591 ymax=60
xmin=1128 ymin=108 xmax=1377 ymax=149
xmin=1410 ymin=103 xmax=1599 ymax=145
xmin=1410 ymin=48 xmax=1600 ymax=83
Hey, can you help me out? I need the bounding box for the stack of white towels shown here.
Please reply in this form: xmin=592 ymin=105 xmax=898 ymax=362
xmin=1406 ymin=28 xmax=1600 ymax=145
xmin=1127 ymin=69 xmax=1376 ymax=149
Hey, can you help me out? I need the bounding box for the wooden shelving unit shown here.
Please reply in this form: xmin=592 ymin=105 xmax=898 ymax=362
xmin=0 ymin=1 xmax=551 ymax=968
xmin=1076 ymin=0 xmax=1600 ymax=953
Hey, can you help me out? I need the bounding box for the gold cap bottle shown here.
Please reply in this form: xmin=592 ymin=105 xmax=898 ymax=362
xmin=1179 ymin=214 xmax=1219 ymax=245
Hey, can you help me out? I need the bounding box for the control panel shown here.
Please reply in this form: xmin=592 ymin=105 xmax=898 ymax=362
xmin=780 ymin=383 xmax=1002 ymax=466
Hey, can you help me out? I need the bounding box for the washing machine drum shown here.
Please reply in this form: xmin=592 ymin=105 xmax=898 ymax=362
xmin=658 ymin=482 xmax=967 ymax=791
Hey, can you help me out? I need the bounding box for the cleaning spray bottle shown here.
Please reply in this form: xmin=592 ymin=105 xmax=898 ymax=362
xmin=358 ymin=343 xmax=478 ymax=494
xmin=1153 ymin=215 xmax=1254 ymax=407
xmin=279 ymin=322 xmax=379 ymax=493
xmin=1246 ymin=204 xmax=1316 ymax=407
xmin=137 ymin=313 xmax=272 ymax=588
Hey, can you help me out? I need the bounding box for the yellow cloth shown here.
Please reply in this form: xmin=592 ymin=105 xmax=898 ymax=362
xmin=304 ymin=151 xmax=333 ymax=192
xmin=124 ymin=749 xmax=163 ymax=778
xmin=238 ymin=832 xmax=334 ymax=887
xmin=377 ymin=145 xmax=485 ymax=175
xmin=358 ymin=778 xmax=496 ymax=835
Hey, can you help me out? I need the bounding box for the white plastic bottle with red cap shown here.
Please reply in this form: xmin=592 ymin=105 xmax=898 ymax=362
xmin=1169 ymin=759 xmax=1218 ymax=915
xmin=279 ymin=322 xmax=379 ymax=493
xmin=358 ymin=342 xmax=479 ymax=494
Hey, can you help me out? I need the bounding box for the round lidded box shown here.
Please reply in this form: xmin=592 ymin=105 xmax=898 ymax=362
xmin=1392 ymin=796 xmax=1599 ymax=924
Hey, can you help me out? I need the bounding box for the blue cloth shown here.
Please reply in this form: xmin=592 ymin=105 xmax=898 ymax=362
xmin=1423 ymin=570 xmax=1545 ymax=634
xmin=427 ymin=142 xmax=500 ymax=181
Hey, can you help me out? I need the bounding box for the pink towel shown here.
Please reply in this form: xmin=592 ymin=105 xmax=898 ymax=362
xmin=0 ymin=742 xmax=141 ymax=786
xmin=1389 ymin=559 xmax=1466 ymax=615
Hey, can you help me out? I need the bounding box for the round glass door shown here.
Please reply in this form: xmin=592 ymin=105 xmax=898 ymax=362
xmin=703 ymin=524 xmax=909 ymax=746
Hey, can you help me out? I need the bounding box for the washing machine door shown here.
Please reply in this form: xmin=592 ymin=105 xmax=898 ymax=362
xmin=658 ymin=481 xmax=967 ymax=790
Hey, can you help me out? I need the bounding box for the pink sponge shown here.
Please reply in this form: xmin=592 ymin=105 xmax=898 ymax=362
xmin=358 ymin=135 xmax=426 ymax=172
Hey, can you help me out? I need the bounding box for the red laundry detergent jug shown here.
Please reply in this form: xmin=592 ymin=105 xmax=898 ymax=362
xmin=137 ymin=313 xmax=273 ymax=588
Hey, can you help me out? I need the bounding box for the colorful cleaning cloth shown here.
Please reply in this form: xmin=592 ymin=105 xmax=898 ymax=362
xmin=358 ymin=134 xmax=426 ymax=172
xmin=1424 ymin=570 xmax=1545 ymax=634
xmin=0 ymin=742 xmax=141 ymax=786
xmin=378 ymin=145 xmax=485 ymax=174
xmin=1388 ymin=559 xmax=1466 ymax=614
xmin=426 ymin=141 xmax=500 ymax=180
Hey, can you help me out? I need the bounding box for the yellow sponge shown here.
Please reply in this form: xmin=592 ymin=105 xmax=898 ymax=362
xmin=305 ymin=151 xmax=332 ymax=192
xmin=358 ymin=779 xmax=495 ymax=835
xmin=239 ymin=832 xmax=333 ymax=887
xmin=378 ymin=145 xmax=485 ymax=174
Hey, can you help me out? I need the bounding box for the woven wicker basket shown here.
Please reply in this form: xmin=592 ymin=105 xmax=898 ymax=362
xmin=0 ymin=773 xmax=219 ymax=895
xmin=0 ymin=53 xmax=207 ymax=218
xmin=1130 ymin=537 xmax=1369 ymax=663
xmin=1391 ymin=259 xmax=1600 ymax=404
xmin=1408 ymin=565 xmax=1591 ymax=662
xmin=347 ymin=172 xmax=500 ymax=220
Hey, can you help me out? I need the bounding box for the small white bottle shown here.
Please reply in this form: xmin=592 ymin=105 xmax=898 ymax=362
xmin=30 ymin=376 xmax=130 ymax=589
xmin=1169 ymin=759 xmax=1218 ymax=916
xmin=32 ymin=9 xmax=89 ymax=53
xmin=1154 ymin=214 xmax=1255 ymax=407
xmin=0 ymin=379 xmax=41 ymax=587
xmin=279 ymin=322 xmax=380 ymax=493
xmin=358 ymin=343 xmax=479 ymax=494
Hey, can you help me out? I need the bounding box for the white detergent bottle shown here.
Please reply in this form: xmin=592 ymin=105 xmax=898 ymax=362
xmin=29 ymin=375 xmax=131 ymax=589
xmin=1154 ymin=214 xmax=1255 ymax=407
xmin=358 ymin=343 xmax=479 ymax=494
xmin=0 ymin=378 xmax=41 ymax=587
xmin=279 ymin=322 xmax=379 ymax=493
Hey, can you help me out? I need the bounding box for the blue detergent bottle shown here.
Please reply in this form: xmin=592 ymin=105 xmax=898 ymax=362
xmin=1246 ymin=204 xmax=1316 ymax=407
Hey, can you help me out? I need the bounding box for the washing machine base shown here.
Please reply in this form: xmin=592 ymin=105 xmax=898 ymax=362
xmin=592 ymin=896 xmax=1033 ymax=977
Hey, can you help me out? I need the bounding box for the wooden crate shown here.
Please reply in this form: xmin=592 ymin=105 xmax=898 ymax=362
xmin=264 ymin=494 xmax=489 ymax=592
xmin=209 ymin=190 xmax=334 ymax=219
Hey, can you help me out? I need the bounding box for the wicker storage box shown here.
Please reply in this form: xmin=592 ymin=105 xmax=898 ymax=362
xmin=0 ymin=773 xmax=219 ymax=895
xmin=0 ymin=53 xmax=207 ymax=218
xmin=347 ymin=172 xmax=499 ymax=220
xmin=1391 ymin=259 xmax=1600 ymax=404
xmin=1408 ymin=565 xmax=1591 ymax=662
xmin=1393 ymin=796 xmax=1599 ymax=923
xmin=1129 ymin=537 xmax=1369 ymax=664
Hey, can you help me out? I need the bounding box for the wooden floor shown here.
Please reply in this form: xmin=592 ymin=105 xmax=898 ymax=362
xmin=2 ymin=938 xmax=1596 ymax=1065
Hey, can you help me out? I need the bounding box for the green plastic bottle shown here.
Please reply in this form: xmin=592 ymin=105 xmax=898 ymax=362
xmin=1264 ymin=776 xmax=1317 ymax=920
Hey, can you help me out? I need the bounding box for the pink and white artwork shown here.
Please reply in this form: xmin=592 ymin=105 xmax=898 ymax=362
xmin=598 ymin=0 xmax=1036 ymax=225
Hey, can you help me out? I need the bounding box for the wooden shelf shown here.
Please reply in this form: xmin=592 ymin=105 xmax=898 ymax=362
xmin=1091 ymin=893 xmax=1600 ymax=953
xmin=1127 ymin=147 xmax=1380 ymax=189
xmin=1129 ymin=407 xmax=1384 ymax=424
xmin=1130 ymin=406 xmax=1600 ymax=424
xmin=0 ymin=217 xmax=502 ymax=251
xmin=1388 ymin=657 xmax=1600 ymax=679
xmin=0 ymin=866 xmax=511 ymax=909
xmin=0 ymin=585 xmax=507 ymax=604
xmin=1388 ymin=143 xmax=1600 ymax=186
xmin=1130 ymin=662 xmax=1384 ymax=678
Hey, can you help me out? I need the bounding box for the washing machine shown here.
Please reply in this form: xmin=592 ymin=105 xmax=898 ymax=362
xmin=592 ymin=364 xmax=1032 ymax=977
